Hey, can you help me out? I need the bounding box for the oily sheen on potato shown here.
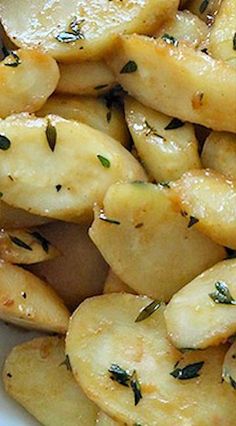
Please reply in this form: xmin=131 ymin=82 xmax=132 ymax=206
xmin=165 ymin=259 xmax=236 ymax=350
xmin=3 ymin=337 xmax=98 ymax=426
xmin=66 ymin=293 xmax=236 ymax=425
xmin=0 ymin=0 xmax=178 ymax=62
xmin=125 ymin=97 xmax=201 ymax=182
xmin=0 ymin=49 xmax=59 ymax=118
xmin=108 ymin=35 xmax=236 ymax=133
xmin=0 ymin=262 xmax=69 ymax=333
xmin=90 ymin=182 xmax=225 ymax=301
xmin=0 ymin=114 xmax=145 ymax=222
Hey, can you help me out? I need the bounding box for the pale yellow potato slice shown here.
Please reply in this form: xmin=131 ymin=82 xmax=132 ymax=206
xmin=29 ymin=222 xmax=108 ymax=309
xmin=0 ymin=201 xmax=49 ymax=229
xmin=66 ymin=293 xmax=236 ymax=425
xmin=3 ymin=337 xmax=98 ymax=426
xmin=0 ymin=0 xmax=179 ymax=62
xmin=156 ymin=10 xmax=208 ymax=47
xmin=125 ymin=97 xmax=201 ymax=182
xmin=103 ymin=269 xmax=135 ymax=295
xmin=201 ymin=131 xmax=236 ymax=180
xmin=0 ymin=261 xmax=69 ymax=333
xmin=165 ymin=259 xmax=236 ymax=349
xmin=209 ymin=0 xmax=236 ymax=66
xmin=89 ymin=182 xmax=225 ymax=301
xmin=187 ymin=0 xmax=222 ymax=24
xmin=0 ymin=228 xmax=59 ymax=264
xmin=173 ymin=169 xmax=236 ymax=249
xmin=222 ymin=340 xmax=236 ymax=389
xmin=57 ymin=62 xmax=115 ymax=96
xmin=37 ymin=95 xmax=130 ymax=147
xmin=108 ymin=35 xmax=236 ymax=133
xmin=0 ymin=114 xmax=145 ymax=223
xmin=0 ymin=49 xmax=59 ymax=118
xmin=96 ymin=412 xmax=121 ymax=426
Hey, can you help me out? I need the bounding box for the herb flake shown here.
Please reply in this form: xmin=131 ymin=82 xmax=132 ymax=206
xmin=59 ymin=354 xmax=72 ymax=371
xmin=99 ymin=212 xmax=120 ymax=225
xmin=170 ymin=361 xmax=204 ymax=380
xmin=209 ymin=281 xmax=236 ymax=305
xmin=97 ymin=155 xmax=110 ymax=168
xmin=145 ymin=120 xmax=164 ymax=139
xmin=164 ymin=118 xmax=184 ymax=130
xmin=9 ymin=235 xmax=32 ymax=251
xmin=130 ymin=371 xmax=142 ymax=406
xmin=199 ymin=0 xmax=209 ymax=13
xmin=4 ymin=51 xmax=21 ymax=68
xmin=0 ymin=135 xmax=11 ymax=150
xmin=233 ymin=33 xmax=236 ymax=51
xmin=109 ymin=364 xmax=130 ymax=387
xmin=187 ymin=216 xmax=199 ymax=228
xmin=30 ymin=231 xmax=50 ymax=253
xmin=120 ymin=60 xmax=137 ymax=74
xmin=56 ymin=18 xmax=85 ymax=43
xmin=46 ymin=119 xmax=57 ymax=152
xmin=135 ymin=300 xmax=161 ymax=323
xmin=161 ymin=34 xmax=178 ymax=47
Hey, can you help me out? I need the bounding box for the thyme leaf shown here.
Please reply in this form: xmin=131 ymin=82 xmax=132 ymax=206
xmin=46 ymin=119 xmax=57 ymax=152
xmin=120 ymin=60 xmax=137 ymax=74
xmin=187 ymin=216 xmax=199 ymax=228
xmin=30 ymin=231 xmax=50 ymax=253
xmin=108 ymin=364 xmax=130 ymax=387
xmin=233 ymin=33 xmax=236 ymax=51
xmin=4 ymin=51 xmax=21 ymax=68
xmin=97 ymin=155 xmax=111 ymax=168
xmin=130 ymin=371 xmax=142 ymax=406
xmin=199 ymin=0 xmax=209 ymax=13
xmin=135 ymin=300 xmax=161 ymax=323
xmin=0 ymin=135 xmax=11 ymax=150
xmin=170 ymin=361 xmax=204 ymax=380
xmin=164 ymin=118 xmax=184 ymax=130
xmin=159 ymin=182 xmax=170 ymax=189
xmin=209 ymin=281 xmax=236 ymax=305
xmin=59 ymin=354 xmax=72 ymax=371
xmin=145 ymin=120 xmax=164 ymax=139
xmin=56 ymin=18 xmax=85 ymax=43
xmin=99 ymin=212 xmax=120 ymax=225
xmin=9 ymin=235 xmax=32 ymax=251
xmin=161 ymin=34 xmax=179 ymax=47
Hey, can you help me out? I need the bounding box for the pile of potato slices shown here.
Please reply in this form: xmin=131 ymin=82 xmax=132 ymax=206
xmin=1 ymin=0 xmax=236 ymax=424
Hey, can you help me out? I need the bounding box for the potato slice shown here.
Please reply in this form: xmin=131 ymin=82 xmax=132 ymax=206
xmin=0 ymin=49 xmax=59 ymax=118
xmin=96 ymin=412 xmax=121 ymax=426
xmin=201 ymin=131 xmax=236 ymax=180
xmin=29 ymin=222 xmax=108 ymax=309
xmin=90 ymin=182 xmax=225 ymax=301
xmin=0 ymin=201 xmax=49 ymax=229
xmin=0 ymin=0 xmax=179 ymax=62
xmin=165 ymin=259 xmax=236 ymax=349
xmin=209 ymin=0 xmax=236 ymax=66
xmin=222 ymin=340 xmax=236 ymax=389
xmin=103 ymin=270 xmax=135 ymax=295
xmin=0 ymin=262 xmax=69 ymax=333
xmin=37 ymin=95 xmax=130 ymax=147
xmin=66 ymin=293 xmax=236 ymax=425
xmin=0 ymin=228 xmax=59 ymax=264
xmin=57 ymin=62 xmax=115 ymax=96
xmin=108 ymin=35 xmax=236 ymax=133
xmin=173 ymin=169 xmax=236 ymax=249
xmin=3 ymin=336 xmax=98 ymax=426
xmin=0 ymin=114 xmax=146 ymax=223
xmin=187 ymin=0 xmax=222 ymax=24
xmin=156 ymin=10 xmax=208 ymax=47
xmin=125 ymin=97 xmax=201 ymax=182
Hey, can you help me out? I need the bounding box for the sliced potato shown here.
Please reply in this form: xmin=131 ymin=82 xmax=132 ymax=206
xmin=0 ymin=261 xmax=69 ymax=333
xmin=165 ymin=259 xmax=236 ymax=349
xmin=0 ymin=201 xmax=49 ymax=229
xmin=96 ymin=412 xmax=121 ymax=426
xmin=209 ymin=0 xmax=236 ymax=66
xmin=173 ymin=169 xmax=236 ymax=249
xmin=156 ymin=10 xmax=208 ymax=47
xmin=0 ymin=114 xmax=146 ymax=223
xmin=66 ymin=293 xmax=236 ymax=425
xmin=3 ymin=337 xmax=98 ymax=426
xmin=0 ymin=49 xmax=59 ymax=118
xmin=29 ymin=222 xmax=108 ymax=309
xmin=125 ymin=97 xmax=201 ymax=182
xmin=201 ymin=131 xmax=236 ymax=180
xmin=103 ymin=270 xmax=135 ymax=295
xmin=0 ymin=228 xmax=59 ymax=264
xmin=37 ymin=95 xmax=130 ymax=147
xmin=0 ymin=0 xmax=179 ymax=62
xmin=90 ymin=182 xmax=225 ymax=301
xmin=222 ymin=340 xmax=236 ymax=389
xmin=57 ymin=62 xmax=115 ymax=96
xmin=108 ymin=35 xmax=236 ymax=133
xmin=187 ymin=0 xmax=222 ymax=24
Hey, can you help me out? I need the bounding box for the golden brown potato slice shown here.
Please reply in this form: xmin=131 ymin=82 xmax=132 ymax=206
xmin=57 ymin=61 xmax=115 ymax=96
xmin=222 ymin=340 xmax=236 ymax=389
xmin=108 ymin=35 xmax=236 ymax=133
xmin=201 ymin=131 xmax=236 ymax=180
xmin=187 ymin=0 xmax=222 ymax=24
xmin=3 ymin=337 xmax=98 ymax=426
xmin=103 ymin=270 xmax=135 ymax=295
xmin=0 ymin=228 xmax=59 ymax=264
xmin=37 ymin=95 xmax=130 ymax=147
xmin=0 ymin=114 xmax=145 ymax=223
xmin=0 ymin=262 xmax=69 ymax=333
xmin=0 ymin=49 xmax=59 ymax=118
xmin=0 ymin=201 xmax=49 ymax=229
xmin=156 ymin=10 xmax=208 ymax=47
xmin=89 ymin=182 xmax=225 ymax=301
xmin=0 ymin=0 xmax=179 ymax=62
xmin=209 ymin=0 xmax=236 ymax=66
xmin=165 ymin=259 xmax=236 ymax=349
xmin=173 ymin=169 xmax=236 ymax=249
xmin=125 ymin=97 xmax=201 ymax=182
xmin=96 ymin=412 xmax=121 ymax=426
xmin=66 ymin=293 xmax=236 ymax=425
xmin=29 ymin=222 xmax=108 ymax=309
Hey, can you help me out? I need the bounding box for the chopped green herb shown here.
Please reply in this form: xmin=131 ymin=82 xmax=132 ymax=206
xmin=120 ymin=60 xmax=137 ymax=74
xmin=201 ymin=47 xmax=208 ymax=55
xmin=56 ymin=18 xmax=85 ymax=43
xmin=229 ymin=376 xmax=236 ymax=389
xmin=94 ymin=84 xmax=109 ymax=90
xmin=70 ymin=17 xmax=85 ymax=36
xmin=9 ymin=235 xmax=32 ymax=251
xmin=21 ymin=292 xmax=27 ymax=299
xmin=135 ymin=300 xmax=161 ymax=323
xmin=164 ymin=118 xmax=184 ymax=130
xmin=130 ymin=370 xmax=142 ymax=406
xmin=161 ymin=34 xmax=179 ymax=47
xmin=170 ymin=361 xmax=204 ymax=380
xmin=99 ymin=212 xmax=120 ymax=225
xmin=159 ymin=182 xmax=170 ymax=189
xmin=97 ymin=155 xmax=111 ymax=168
xmin=0 ymin=135 xmax=11 ymax=150
xmin=108 ymin=364 xmax=130 ymax=387
xmin=199 ymin=0 xmax=209 ymax=13
xmin=101 ymin=84 xmax=127 ymax=109
xmin=145 ymin=120 xmax=164 ymax=139
xmin=56 ymin=32 xmax=80 ymax=43
xmin=56 ymin=184 xmax=62 ymax=192
xmin=30 ymin=231 xmax=50 ymax=253
xmin=4 ymin=51 xmax=21 ymax=68
xmin=233 ymin=33 xmax=236 ymax=51
xmin=187 ymin=216 xmax=199 ymax=228
xmin=209 ymin=281 xmax=236 ymax=305
xmin=46 ymin=119 xmax=57 ymax=152
xmin=59 ymin=354 xmax=72 ymax=371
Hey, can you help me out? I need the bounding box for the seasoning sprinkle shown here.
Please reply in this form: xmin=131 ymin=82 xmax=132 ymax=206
xmin=130 ymin=370 xmax=142 ymax=406
xmin=9 ymin=235 xmax=32 ymax=251
xmin=4 ymin=51 xmax=21 ymax=68
xmin=59 ymin=354 xmax=72 ymax=371
xmin=145 ymin=120 xmax=164 ymax=139
xmin=187 ymin=216 xmax=199 ymax=228
xmin=46 ymin=119 xmax=57 ymax=152
xmin=56 ymin=184 xmax=62 ymax=192
xmin=0 ymin=135 xmax=11 ymax=150
xmin=97 ymin=155 xmax=111 ymax=168
xmin=161 ymin=34 xmax=178 ymax=47
xmin=99 ymin=212 xmax=120 ymax=225
xmin=233 ymin=33 xmax=236 ymax=51
xmin=135 ymin=300 xmax=161 ymax=322
xmin=30 ymin=231 xmax=50 ymax=253
xmin=209 ymin=281 xmax=236 ymax=305
xmin=170 ymin=361 xmax=204 ymax=380
xmin=199 ymin=0 xmax=209 ymax=13
xmin=109 ymin=364 xmax=131 ymax=387
xmin=120 ymin=60 xmax=137 ymax=74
